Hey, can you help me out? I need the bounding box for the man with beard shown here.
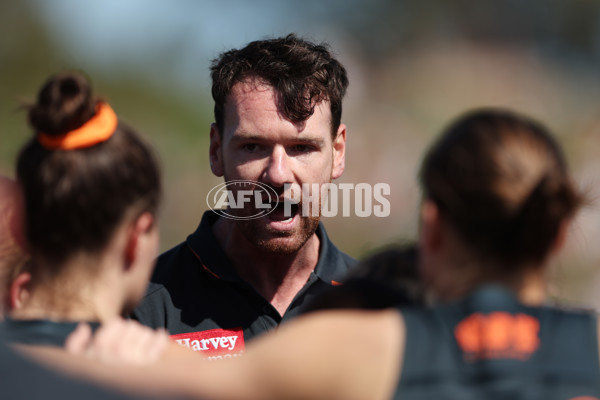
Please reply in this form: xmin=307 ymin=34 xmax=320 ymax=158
xmin=132 ymin=34 xmax=356 ymax=356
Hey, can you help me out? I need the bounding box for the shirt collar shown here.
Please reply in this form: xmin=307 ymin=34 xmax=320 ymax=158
xmin=186 ymin=211 xmax=351 ymax=285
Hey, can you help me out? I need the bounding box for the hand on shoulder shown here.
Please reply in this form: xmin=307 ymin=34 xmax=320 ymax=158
xmin=65 ymin=317 xmax=192 ymax=366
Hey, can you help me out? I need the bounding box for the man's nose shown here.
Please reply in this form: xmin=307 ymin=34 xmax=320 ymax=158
xmin=263 ymin=146 xmax=294 ymax=188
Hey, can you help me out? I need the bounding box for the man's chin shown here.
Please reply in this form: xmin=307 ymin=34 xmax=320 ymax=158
xmin=237 ymin=217 xmax=319 ymax=255
xmin=254 ymin=238 xmax=306 ymax=255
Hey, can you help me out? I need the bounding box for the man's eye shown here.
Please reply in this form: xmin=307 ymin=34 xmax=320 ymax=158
xmin=242 ymin=143 xmax=260 ymax=152
xmin=291 ymin=144 xmax=313 ymax=153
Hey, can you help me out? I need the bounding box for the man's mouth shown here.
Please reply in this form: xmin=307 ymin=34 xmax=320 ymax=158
xmin=267 ymin=201 xmax=299 ymax=222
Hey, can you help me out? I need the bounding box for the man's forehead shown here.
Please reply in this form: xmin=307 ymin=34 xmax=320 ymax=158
xmin=226 ymin=81 xmax=278 ymax=115
xmin=226 ymin=78 xmax=332 ymax=117
xmin=230 ymin=77 xmax=272 ymax=97
xmin=220 ymin=85 xmax=331 ymax=140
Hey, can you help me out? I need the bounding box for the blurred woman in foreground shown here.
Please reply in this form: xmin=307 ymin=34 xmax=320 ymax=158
xmin=3 ymin=71 xmax=167 ymax=350
xmin=60 ymin=108 xmax=599 ymax=400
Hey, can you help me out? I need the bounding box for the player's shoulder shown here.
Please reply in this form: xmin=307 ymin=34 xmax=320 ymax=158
xmin=539 ymin=302 xmax=599 ymax=340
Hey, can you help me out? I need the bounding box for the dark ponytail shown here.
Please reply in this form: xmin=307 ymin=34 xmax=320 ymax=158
xmin=17 ymin=71 xmax=161 ymax=267
xmin=420 ymin=108 xmax=582 ymax=266
xmin=503 ymin=173 xmax=581 ymax=262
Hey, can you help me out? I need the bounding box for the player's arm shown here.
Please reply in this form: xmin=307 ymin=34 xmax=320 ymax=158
xmin=193 ymin=308 xmax=406 ymax=400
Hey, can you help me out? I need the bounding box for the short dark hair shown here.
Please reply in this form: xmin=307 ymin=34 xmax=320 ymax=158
xmin=210 ymin=34 xmax=349 ymax=137
xmin=17 ymin=71 xmax=162 ymax=267
xmin=420 ymin=108 xmax=582 ymax=266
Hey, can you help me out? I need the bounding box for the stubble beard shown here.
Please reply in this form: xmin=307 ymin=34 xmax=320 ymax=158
xmin=223 ymin=182 xmax=321 ymax=254
xmin=236 ymin=213 xmax=320 ymax=255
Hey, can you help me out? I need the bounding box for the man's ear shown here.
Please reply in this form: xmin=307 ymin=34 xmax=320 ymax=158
xmin=9 ymin=271 xmax=31 ymax=311
xmin=209 ymin=123 xmax=224 ymax=177
xmin=420 ymin=200 xmax=444 ymax=252
xmin=331 ymin=123 xmax=346 ymax=180
xmin=124 ymin=212 xmax=155 ymax=270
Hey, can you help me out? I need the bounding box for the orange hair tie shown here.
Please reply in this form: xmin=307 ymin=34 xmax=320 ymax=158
xmin=37 ymin=102 xmax=118 ymax=150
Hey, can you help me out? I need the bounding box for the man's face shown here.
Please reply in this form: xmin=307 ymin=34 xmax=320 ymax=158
xmin=209 ymin=78 xmax=346 ymax=254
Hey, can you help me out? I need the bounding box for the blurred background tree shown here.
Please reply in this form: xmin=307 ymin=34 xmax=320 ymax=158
xmin=2 ymin=0 xmax=600 ymax=307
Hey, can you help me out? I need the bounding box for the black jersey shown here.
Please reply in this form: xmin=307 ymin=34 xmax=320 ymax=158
xmin=396 ymin=285 xmax=600 ymax=400
xmin=0 ymin=324 xmax=156 ymax=400
xmin=132 ymin=211 xmax=355 ymax=359
xmin=1 ymin=318 xmax=100 ymax=347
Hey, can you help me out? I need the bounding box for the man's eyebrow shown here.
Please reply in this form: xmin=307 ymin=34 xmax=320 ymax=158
xmin=230 ymin=133 xmax=265 ymax=143
xmin=231 ymin=133 xmax=326 ymax=146
xmin=292 ymin=136 xmax=325 ymax=146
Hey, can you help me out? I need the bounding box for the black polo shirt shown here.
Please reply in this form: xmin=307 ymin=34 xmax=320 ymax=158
xmin=132 ymin=211 xmax=355 ymax=358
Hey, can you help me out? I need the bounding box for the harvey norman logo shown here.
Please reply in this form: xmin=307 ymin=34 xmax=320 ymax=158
xmin=171 ymin=328 xmax=245 ymax=360
xmin=206 ymin=180 xmax=391 ymax=220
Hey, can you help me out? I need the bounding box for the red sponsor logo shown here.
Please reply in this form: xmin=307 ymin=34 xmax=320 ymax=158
xmin=171 ymin=328 xmax=245 ymax=359
xmin=569 ymin=397 xmax=600 ymax=400
xmin=454 ymin=312 xmax=540 ymax=361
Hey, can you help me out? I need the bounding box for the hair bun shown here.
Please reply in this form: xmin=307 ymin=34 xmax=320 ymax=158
xmin=507 ymin=173 xmax=580 ymax=256
xmin=28 ymin=72 xmax=96 ymax=136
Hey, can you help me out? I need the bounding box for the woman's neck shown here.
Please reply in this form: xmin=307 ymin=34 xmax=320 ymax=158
xmin=10 ymin=255 xmax=124 ymax=323
xmin=514 ymin=268 xmax=547 ymax=306
xmin=439 ymin=261 xmax=548 ymax=306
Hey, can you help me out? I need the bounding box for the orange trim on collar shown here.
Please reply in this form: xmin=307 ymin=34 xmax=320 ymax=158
xmin=331 ymin=280 xmax=343 ymax=286
xmin=189 ymin=247 xmax=220 ymax=279
xmin=37 ymin=102 xmax=117 ymax=150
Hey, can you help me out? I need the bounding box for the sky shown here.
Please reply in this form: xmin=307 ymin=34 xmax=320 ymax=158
xmin=31 ymin=0 xmax=354 ymax=93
